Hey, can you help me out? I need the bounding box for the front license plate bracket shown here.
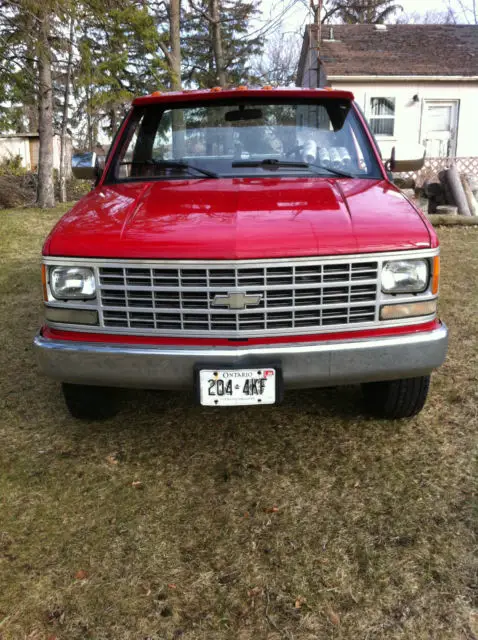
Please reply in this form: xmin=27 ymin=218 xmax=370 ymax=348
xmin=194 ymin=362 xmax=283 ymax=406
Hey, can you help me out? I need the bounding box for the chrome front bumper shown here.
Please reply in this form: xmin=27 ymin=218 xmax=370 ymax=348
xmin=33 ymin=324 xmax=448 ymax=390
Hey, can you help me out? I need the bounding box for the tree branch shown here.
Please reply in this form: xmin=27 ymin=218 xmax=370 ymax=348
xmin=188 ymin=0 xmax=216 ymax=24
xmin=1 ymin=0 xmax=43 ymax=23
xmin=158 ymin=39 xmax=174 ymax=67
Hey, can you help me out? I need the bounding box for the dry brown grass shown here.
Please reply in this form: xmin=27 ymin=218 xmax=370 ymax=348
xmin=0 ymin=207 xmax=477 ymax=640
xmin=428 ymin=215 xmax=478 ymax=227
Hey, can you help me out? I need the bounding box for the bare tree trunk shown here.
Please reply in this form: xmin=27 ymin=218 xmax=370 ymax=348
xmin=158 ymin=0 xmax=182 ymax=90
xmin=37 ymin=11 xmax=55 ymax=209
xmin=23 ymin=54 xmax=38 ymax=132
xmin=110 ymin=108 xmax=117 ymax=135
xmin=86 ymin=85 xmax=93 ymax=151
xmin=167 ymin=0 xmax=185 ymax=156
xmin=209 ymin=0 xmax=226 ymax=86
xmin=59 ymin=17 xmax=74 ymax=203
xmin=170 ymin=0 xmax=181 ymax=90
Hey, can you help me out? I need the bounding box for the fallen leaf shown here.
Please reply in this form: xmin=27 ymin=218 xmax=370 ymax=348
xmin=264 ymin=506 xmax=279 ymax=513
xmin=168 ymin=583 xmax=177 ymax=590
xmin=106 ymin=453 xmax=118 ymax=465
xmin=295 ymin=596 xmax=306 ymax=609
xmin=243 ymin=512 xmax=250 ymax=518
xmin=327 ymin=608 xmax=340 ymax=625
xmin=248 ymin=586 xmax=262 ymax=598
xmin=46 ymin=608 xmax=64 ymax=623
xmin=131 ymin=480 xmax=143 ymax=489
xmin=75 ymin=569 xmax=88 ymax=580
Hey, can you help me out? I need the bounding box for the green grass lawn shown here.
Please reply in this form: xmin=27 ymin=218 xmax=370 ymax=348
xmin=0 ymin=205 xmax=477 ymax=639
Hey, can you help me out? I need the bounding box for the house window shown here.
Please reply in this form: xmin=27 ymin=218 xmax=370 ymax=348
xmin=369 ymin=97 xmax=395 ymax=136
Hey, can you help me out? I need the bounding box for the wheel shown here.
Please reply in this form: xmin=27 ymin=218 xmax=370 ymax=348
xmin=62 ymin=383 xmax=120 ymax=420
xmin=362 ymin=376 xmax=431 ymax=419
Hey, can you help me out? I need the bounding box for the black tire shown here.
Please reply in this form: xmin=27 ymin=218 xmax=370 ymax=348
xmin=62 ymin=383 xmax=120 ymax=420
xmin=362 ymin=376 xmax=430 ymax=419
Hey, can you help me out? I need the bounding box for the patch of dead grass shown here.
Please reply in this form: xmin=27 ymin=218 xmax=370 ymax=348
xmin=0 ymin=207 xmax=476 ymax=639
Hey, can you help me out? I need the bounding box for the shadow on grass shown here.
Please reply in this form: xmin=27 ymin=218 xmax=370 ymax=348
xmin=48 ymin=383 xmax=401 ymax=469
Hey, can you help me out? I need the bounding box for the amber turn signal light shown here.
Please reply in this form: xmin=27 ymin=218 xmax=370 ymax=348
xmin=41 ymin=264 xmax=48 ymax=301
xmin=432 ymin=256 xmax=440 ymax=294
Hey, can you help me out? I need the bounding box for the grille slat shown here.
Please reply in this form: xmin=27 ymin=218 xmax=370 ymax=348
xmin=98 ymin=260 xmax=379 ymax=336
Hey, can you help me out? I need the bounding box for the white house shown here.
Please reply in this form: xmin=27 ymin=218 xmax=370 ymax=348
xmin=0 ymin=132 xmax=71 ymax=175
xmin=296 ymin=24 xmax=478 ymax=161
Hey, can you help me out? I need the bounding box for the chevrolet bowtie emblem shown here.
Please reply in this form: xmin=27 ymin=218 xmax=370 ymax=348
xmin=211 ymin=292 xmax=263 ymax=310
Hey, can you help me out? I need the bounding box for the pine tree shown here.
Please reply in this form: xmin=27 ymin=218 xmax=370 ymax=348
xmin=74 ymin=1 xmax=164 ymax=147
xmin=0 ymin=1 xmax=68 ymax=207
xmin=0 ymin=5 xmax=39 ymax=133
xmin=329 ymin=0 xmax=403 ymax=24
xmin=183 ymin=0 xmax=263 ymax=88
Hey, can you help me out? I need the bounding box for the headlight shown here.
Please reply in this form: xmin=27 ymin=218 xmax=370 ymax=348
xmin=50 ymin=266 xmax=96 ymax=299
xmin=381 ymin=259 xmax=429 ymax=294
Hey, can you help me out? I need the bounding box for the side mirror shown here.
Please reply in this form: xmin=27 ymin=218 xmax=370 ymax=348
xmin=389 ymin=143 xmax=425 ymax=172
xmin=72 ymin=152 xmax=105 ymax=180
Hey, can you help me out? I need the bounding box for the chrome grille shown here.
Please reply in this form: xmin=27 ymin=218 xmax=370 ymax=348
xmin=96 ymin=260 xmax=379 ymax=336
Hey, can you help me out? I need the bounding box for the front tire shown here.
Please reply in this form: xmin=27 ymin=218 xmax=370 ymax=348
xmin=62 ymin=383 xmax=120 ymax=420
xmin=362 ymin=376 xmax=430 ymax=419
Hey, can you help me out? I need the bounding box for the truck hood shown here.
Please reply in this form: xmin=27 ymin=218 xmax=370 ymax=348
xmin=44 ymin=178 xmax=432 ymax=259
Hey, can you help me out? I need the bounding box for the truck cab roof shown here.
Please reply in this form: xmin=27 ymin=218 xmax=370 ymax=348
xmin=133 ymin=86 xmax=355 ymax=107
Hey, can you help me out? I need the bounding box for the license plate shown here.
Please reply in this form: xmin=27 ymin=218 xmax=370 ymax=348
xmin=198 ymin=368 xmax=277 ymax=406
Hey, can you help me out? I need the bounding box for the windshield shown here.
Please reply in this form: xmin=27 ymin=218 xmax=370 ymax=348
xmin=109 ymin=99 xmax=382 ymax=181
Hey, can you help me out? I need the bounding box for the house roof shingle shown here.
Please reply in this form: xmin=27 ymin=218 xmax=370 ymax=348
xmin=299 ymin=24 xmax=478 ymax=81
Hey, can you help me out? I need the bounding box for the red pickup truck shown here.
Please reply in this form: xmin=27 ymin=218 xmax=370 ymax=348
xmin=34 ymin=87 xmax=448 ymax=420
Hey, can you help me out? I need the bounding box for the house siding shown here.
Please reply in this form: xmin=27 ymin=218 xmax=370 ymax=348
xmin=0 ymin=137 xmax=31 ymax=168
xmin=329 ymin=80 xmax=478 ymax=160
xmin=0 ymin=134 xmax=72 ymax=175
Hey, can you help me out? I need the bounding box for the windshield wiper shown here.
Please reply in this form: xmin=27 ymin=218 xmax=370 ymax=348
xmin=308 ymin=163 xmax=356 ymax=178
xmin=152 ymin=159 xmax=219 ymax=178
xmin=231 ymin=158 xmax=355 ymax=178
xmin=232 ymin=159 xmax=309 ymax=169
xmin=120 ymin=160 xmax=219 ymax=179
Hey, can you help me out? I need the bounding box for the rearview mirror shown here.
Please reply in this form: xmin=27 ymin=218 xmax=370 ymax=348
xmin=389 ymin=143 xmax=425 ymax=172
xmin=225 ymin=108 xmax=263 ymax=122
xmin=72 ymin=152 xmax=104 ymax=180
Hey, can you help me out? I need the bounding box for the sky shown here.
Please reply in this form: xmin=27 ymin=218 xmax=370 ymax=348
xmin=256 ymin=0 xmax=474 ymax=40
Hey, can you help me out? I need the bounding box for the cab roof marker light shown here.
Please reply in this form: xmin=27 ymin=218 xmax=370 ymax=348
xmin=211 ymin=86 xmax=222 ymax=92
xmin=262 ymin=85 xmax=274 ymax=90
xmin=151 ymin=91 xmax=162 ymax=96
xmin=236 ymin=85 xmax=248 ymax=91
